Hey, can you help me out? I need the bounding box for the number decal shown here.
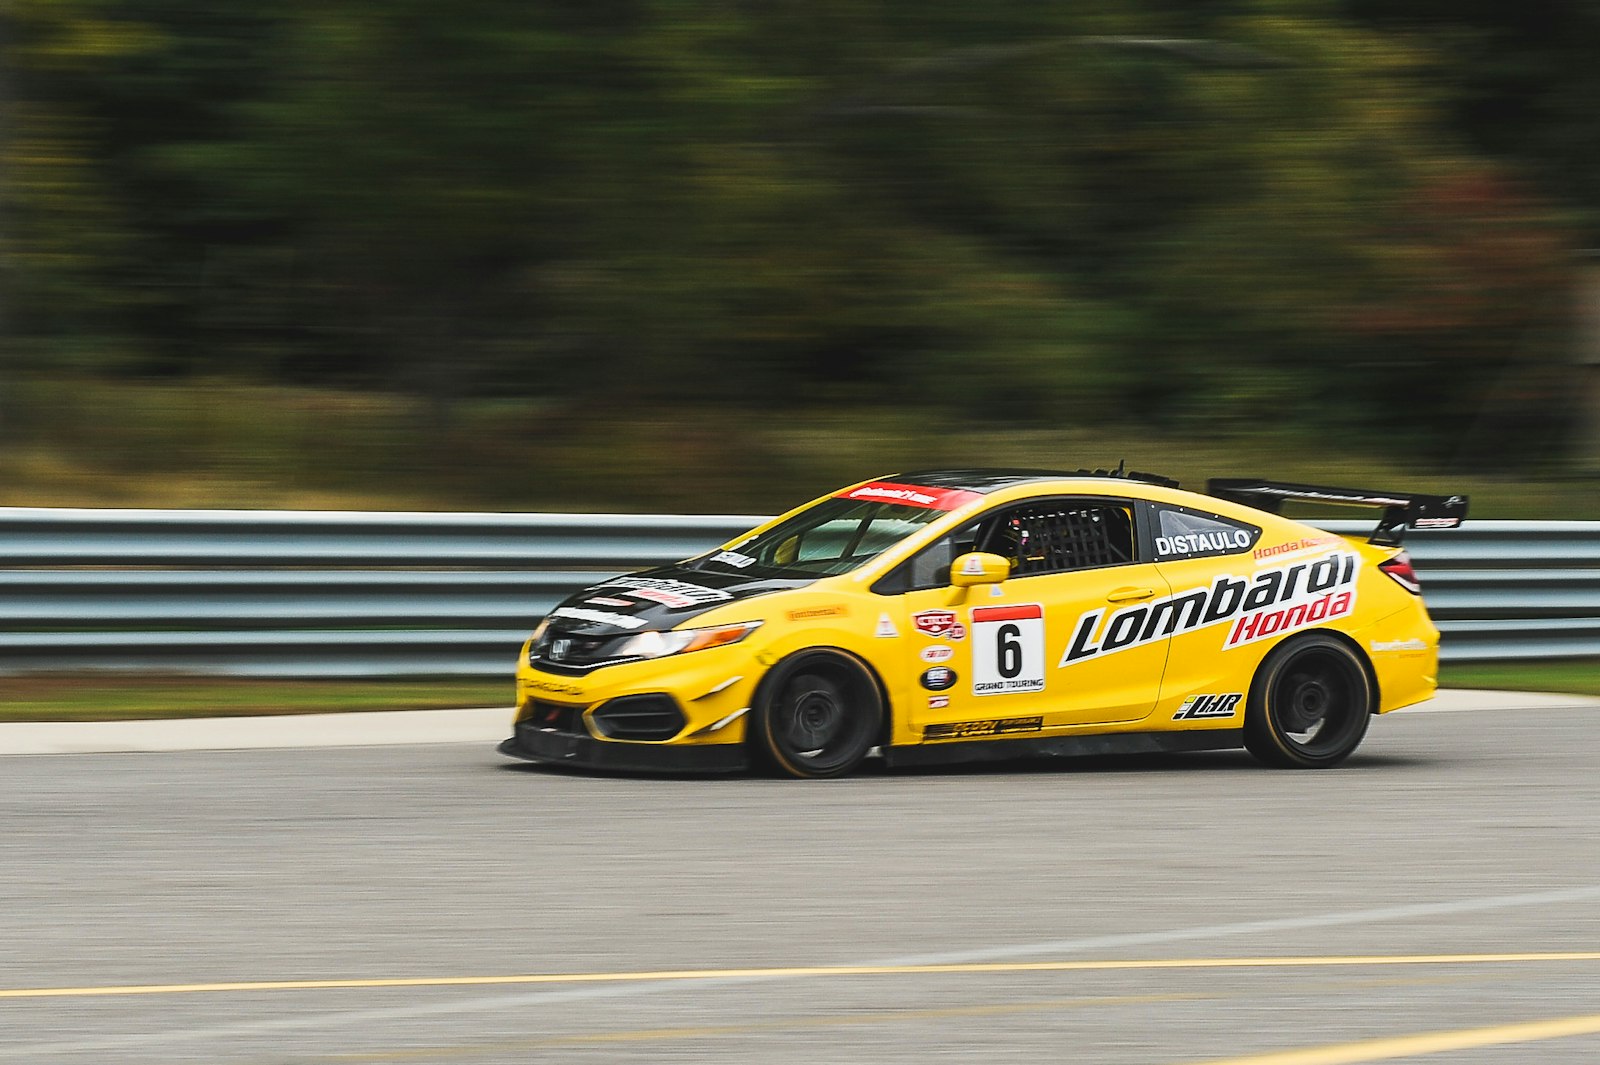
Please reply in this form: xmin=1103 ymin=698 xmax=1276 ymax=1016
xmin=971 ymin=605 xmax=1045 ymax=696
xmin=997 ymin=624 xmax=1022 ymax=678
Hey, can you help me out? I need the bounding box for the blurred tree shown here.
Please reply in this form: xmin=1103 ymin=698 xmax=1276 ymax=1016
xmin=90 ymin=1 xmax=288 ymax=376
xmin=0 ymin=0 xmax=150 ymax=367
xmin=1343 ymin=0 xmax=1600 ymax=238
xmin=0 ymin=0 xmax=1582 ymax=464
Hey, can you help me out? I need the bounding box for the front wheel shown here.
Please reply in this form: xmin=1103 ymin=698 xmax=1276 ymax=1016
xmin=1243 ymin=635 xmax=1373 ymax=769
xmin=751 ymin=652 xmax=883 ymax=779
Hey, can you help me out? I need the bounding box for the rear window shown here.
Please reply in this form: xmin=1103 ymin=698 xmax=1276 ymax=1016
xmin=1153 ymin=505 xmax=1260 ymax=561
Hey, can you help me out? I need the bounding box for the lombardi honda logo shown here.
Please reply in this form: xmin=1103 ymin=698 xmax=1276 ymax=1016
xmin=1060 ymin=550 xmax=1359 ymax=667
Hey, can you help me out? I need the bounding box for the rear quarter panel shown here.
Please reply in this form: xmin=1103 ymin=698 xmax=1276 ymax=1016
xmin=1148 ymin=511 xmax=1388 ymax=729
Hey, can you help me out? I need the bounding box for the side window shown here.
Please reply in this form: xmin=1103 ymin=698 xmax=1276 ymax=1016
xmin=887 ymin=523 xmax=982 ymax=593
xmin=976 ymin=501 xmax=1135 ymax=577
xmin=898 ymin=525 xmax=975 ymax=591
xmin=905 ymin=534 xmax=955 ymax=590
xmin=879 ymin=499 xmax=1136 ymax=593
xmin=1153 ymin=505 xmax=1260 ymax=561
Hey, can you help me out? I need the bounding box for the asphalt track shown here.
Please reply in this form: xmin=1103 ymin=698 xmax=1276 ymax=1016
xmin=3 ymin=691 xmax=1599 ymax=1064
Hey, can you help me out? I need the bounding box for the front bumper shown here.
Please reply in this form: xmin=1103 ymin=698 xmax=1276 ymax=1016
xmin=497 ymin=722 xmax=748 ymax=774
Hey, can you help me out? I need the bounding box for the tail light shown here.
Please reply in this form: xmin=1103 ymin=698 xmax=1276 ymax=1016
xmin=1379 ymin=551 xmax=1422 ymax=594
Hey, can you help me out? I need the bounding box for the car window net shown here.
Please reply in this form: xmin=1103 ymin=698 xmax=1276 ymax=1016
xmin=979 ymin=504 xmax=1133 ymax=575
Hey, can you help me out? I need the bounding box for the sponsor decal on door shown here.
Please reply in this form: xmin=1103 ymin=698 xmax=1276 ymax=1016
xmin=1061 ymin=550 xmax=1359 ymax=667
xmin=912 ymin=610 xmax=966 ymax=639
xmin=1172 ymin=693 xmax=1243 ymax=720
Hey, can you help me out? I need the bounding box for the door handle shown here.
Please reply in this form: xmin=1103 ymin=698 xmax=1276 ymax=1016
xmin=1106 ymin=587 xmax=1156 ymax=603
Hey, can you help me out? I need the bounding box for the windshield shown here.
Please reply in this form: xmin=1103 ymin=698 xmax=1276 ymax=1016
xmin=693 ymin=497 xmax=949 ymax=578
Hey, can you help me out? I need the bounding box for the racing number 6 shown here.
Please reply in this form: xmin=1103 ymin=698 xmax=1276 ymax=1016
xmin=997 ymin=623 xmax=1023 ymax=679
xmin=971 ymin=604 xmax=1046 ymax=696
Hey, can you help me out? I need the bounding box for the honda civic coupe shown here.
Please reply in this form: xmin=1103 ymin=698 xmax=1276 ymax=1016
xmin=499 ymin=469 xmax=1466 ymax=777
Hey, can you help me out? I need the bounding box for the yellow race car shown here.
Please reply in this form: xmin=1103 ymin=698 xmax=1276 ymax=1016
xmin=499 ymin=469 xmax=1467 ymax=777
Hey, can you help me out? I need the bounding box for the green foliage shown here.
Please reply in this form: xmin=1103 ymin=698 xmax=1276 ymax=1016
xmin=3 ymin=375 xmax=1591 ymax=518
xmin=0 ymin=0 xmax=1588 ymax=467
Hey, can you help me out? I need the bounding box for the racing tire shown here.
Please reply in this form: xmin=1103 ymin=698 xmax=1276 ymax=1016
xmin=751 ymin=651 xmax=883 ymax=779
xmin=1243 ymin=634 xmax=1373 ymax=769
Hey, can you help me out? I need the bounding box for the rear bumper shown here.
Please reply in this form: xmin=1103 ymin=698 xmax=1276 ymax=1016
xmin=497 ymin=724 xmax=748 ymax=774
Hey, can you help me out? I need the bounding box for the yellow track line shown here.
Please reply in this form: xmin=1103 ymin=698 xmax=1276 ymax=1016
xmin=1187 ymin=1010 xmax=1600 ymax=1065
xmin=4 ymin=951 xmax=1597 ymax=1001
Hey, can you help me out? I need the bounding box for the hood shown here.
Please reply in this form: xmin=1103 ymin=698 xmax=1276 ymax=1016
xmin=544 ymin=564 xmax=815 ymax=636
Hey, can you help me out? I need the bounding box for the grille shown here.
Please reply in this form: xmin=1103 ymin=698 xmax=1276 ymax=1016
xmin=533 ymin=625 xmax=636 ymax=672
xmin=590 ymin=695 xmax=686 ymax=741
xmin=522 ymin=699 xmax=586 ymax=736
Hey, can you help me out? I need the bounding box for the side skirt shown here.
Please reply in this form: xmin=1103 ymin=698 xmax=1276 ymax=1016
xmin=884 ymin=728 xmax=1245 ymax=768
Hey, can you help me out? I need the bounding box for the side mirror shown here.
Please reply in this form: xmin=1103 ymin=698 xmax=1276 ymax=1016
xmin=950 ymin=552 xmax=1010 ymax=587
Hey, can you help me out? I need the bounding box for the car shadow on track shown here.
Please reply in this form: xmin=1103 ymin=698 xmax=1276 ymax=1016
xmin=494 ymin=748 xmax=1436 ymax=781
xmin=868 ymin=750 xmax=1434 ymax=776
xmin=878 ymin=750 xmax=1260 ymax=776
xmin=495 ymin=760 xmax=756 ymax=782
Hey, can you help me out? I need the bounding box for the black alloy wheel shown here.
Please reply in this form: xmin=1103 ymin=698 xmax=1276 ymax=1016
xmin=1243 ymin=634 xmax=1373 ymax=769
xmin=753 ymin=652 xmax=883 ymax=779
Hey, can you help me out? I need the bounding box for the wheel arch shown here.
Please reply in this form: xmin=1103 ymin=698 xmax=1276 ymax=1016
xmin=1249 ymin=628 xmax=1380 ymax=716
xmin=750 ymin=646 xmax=894 ymax=749
xmin=1315 ymin=627 xmax=1381 ymax=715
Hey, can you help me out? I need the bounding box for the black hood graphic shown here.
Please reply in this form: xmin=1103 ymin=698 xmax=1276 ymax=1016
xmin=544 ymin=564 xmax=814 ymax=636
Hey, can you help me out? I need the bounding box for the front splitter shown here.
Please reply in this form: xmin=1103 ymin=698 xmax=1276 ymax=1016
xmin=498 ymin=727 xmax=748 ymax=774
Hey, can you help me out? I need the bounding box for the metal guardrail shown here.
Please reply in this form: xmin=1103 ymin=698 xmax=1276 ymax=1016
xmin=0 ymin=508 xmax=759 ymax=677
xmin=0 ymin=509 xmax=1594 ymax=676
xmin=1319 ymin=520 xmax=1600 ymax=662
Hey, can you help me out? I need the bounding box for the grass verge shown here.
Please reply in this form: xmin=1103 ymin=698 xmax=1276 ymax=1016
xmin=1437 ymin=659 xmax=1600 ymax=699
xmin=0 ymin=677 xmax=511 ymax=723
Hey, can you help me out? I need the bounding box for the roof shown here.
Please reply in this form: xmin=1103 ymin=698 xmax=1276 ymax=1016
xmin=893 ymin=468 xmax=1179 ymax=493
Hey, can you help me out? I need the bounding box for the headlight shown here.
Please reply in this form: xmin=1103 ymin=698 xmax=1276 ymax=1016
xmin=617 ymin=621 xmax=762 ymax=661
xmin=526 ymin=619 xmax=551 ymax=665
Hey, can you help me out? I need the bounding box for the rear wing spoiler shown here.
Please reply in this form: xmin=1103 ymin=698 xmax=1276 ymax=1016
xmin=1205 ymin=479 xmax=1468 ymax=546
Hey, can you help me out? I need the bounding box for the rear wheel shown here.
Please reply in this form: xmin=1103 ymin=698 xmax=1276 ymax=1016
xmin=1243 ymin=635 xmax=1372 ymax=769
xmin=752 ymin=652 xmax=883 ymax=779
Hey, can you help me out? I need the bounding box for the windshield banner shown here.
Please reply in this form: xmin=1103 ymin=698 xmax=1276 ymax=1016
xmin=835 ymin=481 xmax=982 ymax=511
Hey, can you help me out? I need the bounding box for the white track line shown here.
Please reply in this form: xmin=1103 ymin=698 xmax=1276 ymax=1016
xmin=0 ymin=706 xmax=510 ymax=755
